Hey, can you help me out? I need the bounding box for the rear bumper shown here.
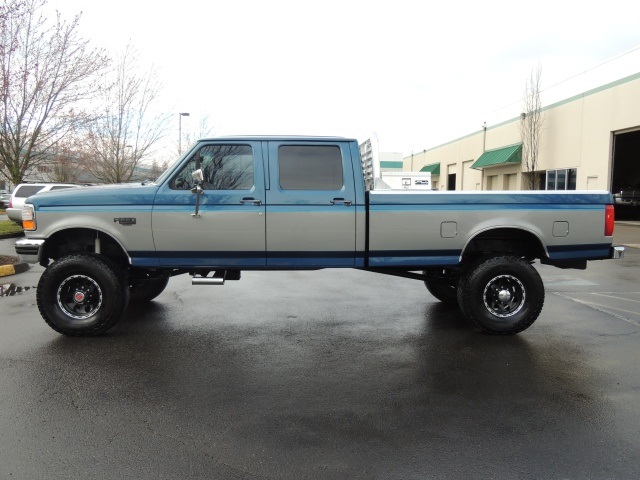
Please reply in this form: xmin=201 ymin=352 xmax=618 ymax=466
xmin=6 ymin=208 xmax=22 ymax=222
xmin=15 ymin=238 xmax=45 ymax=264
xmin=612 ymin=246 xmax=625 ymax=259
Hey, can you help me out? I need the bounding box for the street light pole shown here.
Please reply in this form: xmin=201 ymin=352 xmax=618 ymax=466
xmin=178 ymin=112 xmax=190 ymax=155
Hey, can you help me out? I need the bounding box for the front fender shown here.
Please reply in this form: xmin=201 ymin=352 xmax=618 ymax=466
xmin=32 ymin=206 xmax=154 ymax=264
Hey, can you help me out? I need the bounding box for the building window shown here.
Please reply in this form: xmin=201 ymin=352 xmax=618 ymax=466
xmin=567 ymin=169 xmax=577 ymax=190
xmin=546 ymin=169 xmax=577 ymax=190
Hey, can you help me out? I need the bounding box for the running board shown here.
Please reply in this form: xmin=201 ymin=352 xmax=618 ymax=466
xmin=191 ymin=270 xmax=241 ymax=285
xmin=192 ymin=274 xmax=225 ymax=285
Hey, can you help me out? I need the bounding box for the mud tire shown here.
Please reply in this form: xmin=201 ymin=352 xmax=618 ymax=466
xmin=36 ymin=254 xmax=129 ymax=336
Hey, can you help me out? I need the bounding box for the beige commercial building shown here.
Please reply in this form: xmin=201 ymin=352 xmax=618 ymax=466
xmin=404 ymin=72 xmax=640 ymax=195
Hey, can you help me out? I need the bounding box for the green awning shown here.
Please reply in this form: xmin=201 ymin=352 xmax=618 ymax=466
xmin=380 ymin=161 xmax=403 ymax=169
xmin=471 ymin=143 xmax=522 ymax=169
xmin=420 ymin=163 xmax=440 ymax=175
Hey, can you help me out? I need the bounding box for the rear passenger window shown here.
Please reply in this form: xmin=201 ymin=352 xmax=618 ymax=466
xmin=15 ymin=185 xmax=45 ymax=197
xmin=279 ymin=145 xmax=343 ymax=190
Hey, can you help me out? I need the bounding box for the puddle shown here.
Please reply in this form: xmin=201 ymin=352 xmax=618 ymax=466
xmin=0 ymin=284 xmax=36 ymax=297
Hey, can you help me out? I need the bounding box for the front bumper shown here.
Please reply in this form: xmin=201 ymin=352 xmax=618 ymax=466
xmin=15 ymin=238 xmax=45 ymax=264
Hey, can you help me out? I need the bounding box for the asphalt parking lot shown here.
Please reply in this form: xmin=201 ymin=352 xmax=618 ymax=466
xmin=1 ymin=230 xmax=639 ymax=479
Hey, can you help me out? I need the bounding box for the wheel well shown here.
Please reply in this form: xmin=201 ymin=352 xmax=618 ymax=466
xmin=462 ymin=228 xmax=545 ymax=262
xmin=41 ymin=228 xmax=129 ymax=267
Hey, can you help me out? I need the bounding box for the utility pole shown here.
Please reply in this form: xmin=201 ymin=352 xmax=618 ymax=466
xmin=178 ymin=112 xmax=190 ymax=155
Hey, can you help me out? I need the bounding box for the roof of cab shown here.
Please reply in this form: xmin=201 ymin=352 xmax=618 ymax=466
xmin=196 ymin=135 xmax=357 ymax=143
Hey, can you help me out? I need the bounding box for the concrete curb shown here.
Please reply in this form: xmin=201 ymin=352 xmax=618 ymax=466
xmin=0 ymin=261 xmax=30 ymax=277
xmin=0 ymin=231 xmax=24 ymax=240
xmin=0 ymin=231 xmax=28 ymax=277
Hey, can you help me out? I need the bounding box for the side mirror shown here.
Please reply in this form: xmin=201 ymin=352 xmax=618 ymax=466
xmin=191 ymin=169 xmax=204 ymax=218
xmin=192 ymin=169 xmax=204 ymax=183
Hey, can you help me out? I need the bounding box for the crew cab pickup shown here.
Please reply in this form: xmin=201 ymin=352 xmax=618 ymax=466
xmin=16 ymin=136 xmax=624 ymax=336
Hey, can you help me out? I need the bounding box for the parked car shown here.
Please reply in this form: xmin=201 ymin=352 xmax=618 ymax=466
xmin=6 ymin=183 xmax=79 ymax=223
xmin=614 ymin=188 xmax=640 ymax=207
xmin=1 ymin=190 xmax=10 ymax=209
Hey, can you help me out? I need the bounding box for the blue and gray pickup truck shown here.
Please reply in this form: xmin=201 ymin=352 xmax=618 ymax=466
xmin=16 ymin=136 xmax=624 ymax=337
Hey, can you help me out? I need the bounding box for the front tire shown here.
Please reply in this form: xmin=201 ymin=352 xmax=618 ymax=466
xmin=457 ymin=256 xmax=544 ymax=335
xmin=36 ymin=254 xmax=129 ymax=336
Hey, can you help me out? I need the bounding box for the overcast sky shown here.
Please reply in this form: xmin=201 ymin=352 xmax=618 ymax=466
xmin=48 ymin=0 xmax=640 ymax=156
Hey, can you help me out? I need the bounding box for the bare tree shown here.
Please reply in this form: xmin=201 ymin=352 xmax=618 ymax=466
xmin=44 ymin=135 xmax=86 ymax=183
xmin=83 ymin=44 xmax=170 ymax=184
xmin=0 ymin=0 xmax=109 ymax=186
xmin=149 ymin=159 xmax=161 ymax=179
xmin=181 ymin=114 xmax=215 ymax=153
xmin=47 ymin=153 xmax=76 ymax=182
xmin=519 ymin=65 xmax=544 ymax=190
xmin=147 ymin=113 xmax=214 ymax=179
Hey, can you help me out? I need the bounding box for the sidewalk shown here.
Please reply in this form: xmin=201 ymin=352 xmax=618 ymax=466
xmin=0 ymin=212 xmax=29 ymax=277
xmin=0 ymin=235 xmax=29 ymax=278
xmin=612 ymin=221 xmax=640 ymax=248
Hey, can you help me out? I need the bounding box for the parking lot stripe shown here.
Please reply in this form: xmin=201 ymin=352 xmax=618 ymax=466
xmin=591 ymin=292 xmax=640 ymax=304
xmin=554 ymin=292 xmax=640 ymax=327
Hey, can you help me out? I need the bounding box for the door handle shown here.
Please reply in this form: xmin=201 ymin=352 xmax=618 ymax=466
xmin=331 ymin=198 xmax=352 ymax=206
xmin=240 ymin=197 xmax=262 ymax=206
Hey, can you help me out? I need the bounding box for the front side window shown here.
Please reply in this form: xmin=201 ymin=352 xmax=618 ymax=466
xmin=278 ymin=145 xmax=343 ymax=190
xmin=171 ymin=144 xmax=254 ymax=190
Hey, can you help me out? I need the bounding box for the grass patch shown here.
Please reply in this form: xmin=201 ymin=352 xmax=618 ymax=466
xmin=0 ymin=220 xmax=23 ymax=235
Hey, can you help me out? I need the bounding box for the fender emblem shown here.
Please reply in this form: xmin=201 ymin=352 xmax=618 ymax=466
xmin=114 ymin=217 xmax=136 ymax=226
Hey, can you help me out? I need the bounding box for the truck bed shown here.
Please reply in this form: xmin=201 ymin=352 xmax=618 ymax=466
xmin=367 ymin=190 xmax=614 ymax=267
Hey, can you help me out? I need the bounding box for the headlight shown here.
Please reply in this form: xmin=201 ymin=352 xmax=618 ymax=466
xmin=22 ymin=204 xmax=36 ymax=231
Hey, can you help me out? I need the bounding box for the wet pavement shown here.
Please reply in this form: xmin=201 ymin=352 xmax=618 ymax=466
xmin=1 ymin=239 xmax=639 ymax=479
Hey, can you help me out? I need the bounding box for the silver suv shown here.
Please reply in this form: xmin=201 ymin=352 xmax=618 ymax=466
xmin=6 ymin=183 xmax=79 ymax=223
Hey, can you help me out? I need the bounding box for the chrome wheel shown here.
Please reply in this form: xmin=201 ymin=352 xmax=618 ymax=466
xmin=57 ymin=274 xmax=103 ymax=320
xmin=482 ymin=274 xmax=525 ymax=318
xmin=458 ymin=256 xmax=544 ymax=335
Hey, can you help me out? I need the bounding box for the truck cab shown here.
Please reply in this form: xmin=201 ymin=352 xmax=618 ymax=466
xmin=151 ymin=137 xmax=364 ymax=269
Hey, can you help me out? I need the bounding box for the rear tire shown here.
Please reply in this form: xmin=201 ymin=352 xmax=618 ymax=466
xmin=36 ymin=254 xmax=129 ymax=336
xmin=457 ymin=256 xmax=544 ymax=335
xmin=424 ymin=278 xmax=459 ymax=305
